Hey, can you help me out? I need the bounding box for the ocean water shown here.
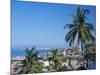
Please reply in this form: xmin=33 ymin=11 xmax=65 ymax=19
xmin=11 ymin=48 xmax=49 ymax=58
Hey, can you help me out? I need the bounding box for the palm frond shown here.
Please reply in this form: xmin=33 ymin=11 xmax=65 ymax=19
xmin=64 ymin=24 xmax=74 ymax=29
xmin=85 ymin=23 xmax=95 ymax=31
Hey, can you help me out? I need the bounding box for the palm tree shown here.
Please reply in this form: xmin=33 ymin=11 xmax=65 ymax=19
xmin=18 ymin=47 xmax=43 ymax=74
xmin=47 ymin=53 xmax=53 ymax=71
xmin=47 ymin=49 xmax=62 ymax=71
xmin=48 ymin=49 xmax=64 ymax=71
xmin=64 ymin=7 xmax=95 ymax=56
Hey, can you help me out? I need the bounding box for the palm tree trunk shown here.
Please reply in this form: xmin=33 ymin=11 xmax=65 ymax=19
xmin=80 ymin=41 xmax=87 ymax=69
xmin=68 ymin=59 xmax=72 ymax=70
xmin=80 ymin=40 xmax=84 ymax=57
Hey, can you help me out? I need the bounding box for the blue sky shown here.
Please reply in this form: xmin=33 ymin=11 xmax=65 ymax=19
xmin=12 ymin=0 xmax=96 ymax=48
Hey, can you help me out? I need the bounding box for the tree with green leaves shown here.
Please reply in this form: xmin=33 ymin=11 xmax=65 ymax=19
xmin=18 ymin=47 xmax=44 ymax=74
xmin=47 ymin=49 xmax=63 ymax=71
xmin=64 ymin=7 xmax=95 ymax=56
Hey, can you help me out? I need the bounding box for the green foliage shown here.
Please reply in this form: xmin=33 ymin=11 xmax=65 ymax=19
xmin=47 ymin=49 xmax=64 ymax=71
xmin=64 ymin=7 xmax=95 ymax=56
xmin=18 ymin=47 xmax=44 ymax=74
xmin=64 ymin=7 xmax=95 ymax=47
xmin=31 ymin=62 xmax=44 ymax=73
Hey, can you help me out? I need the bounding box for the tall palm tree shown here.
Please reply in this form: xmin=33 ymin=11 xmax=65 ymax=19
xmin=19 ymin=47 xmax=43 ymax=74
xmin=64 ymin=7 xmax=95 ymax=56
